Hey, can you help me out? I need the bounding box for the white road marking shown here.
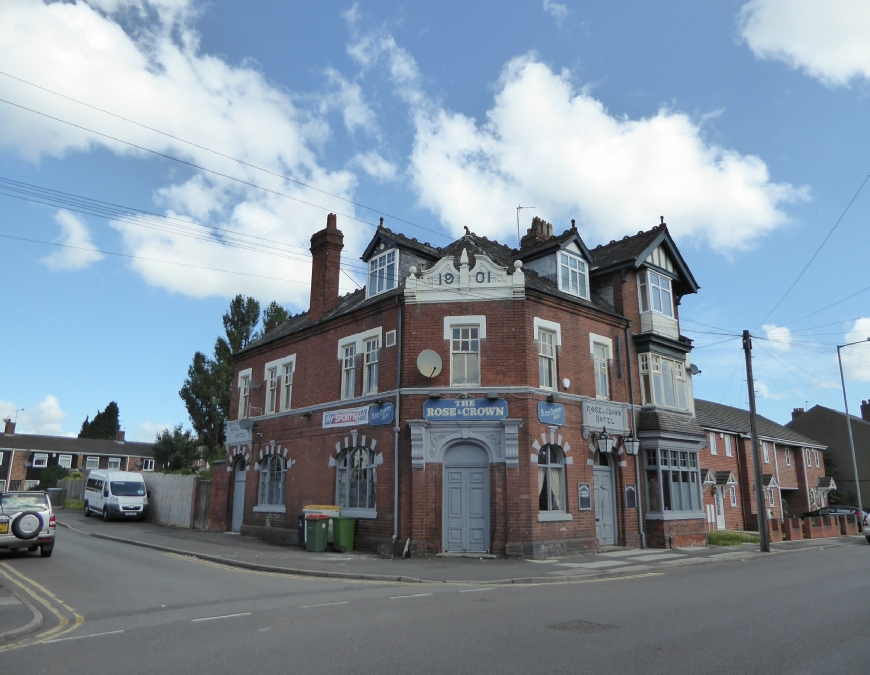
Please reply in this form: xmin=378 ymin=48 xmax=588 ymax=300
xmin=389 ymin=593 xmax=432 ymax=600
xmin=191 ymin=612 xmax=252 ymax=622
xmin=459 ymin=588 xmax=494 ymax=593
xmin=300 ymin=601 xmax=350 ymax=608
xmin=45 ymin=630 xmax=124 ymax=644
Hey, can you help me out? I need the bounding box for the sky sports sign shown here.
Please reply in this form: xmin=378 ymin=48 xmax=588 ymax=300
xmin=423 ymin=398 xmax=508 ymax=421
xmin=322 ymin=402 xmax=395 ymax=429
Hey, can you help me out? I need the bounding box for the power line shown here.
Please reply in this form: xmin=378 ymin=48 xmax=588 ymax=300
xmin=755 ymin=174 xmax=870 ymax=328
xmin=0 ymin=70 xmax=448 ymax=240
xmin=0 ymin=96 xmax=449 ymax=243
xmin=777 ymin=282 xmax=870 ymax=328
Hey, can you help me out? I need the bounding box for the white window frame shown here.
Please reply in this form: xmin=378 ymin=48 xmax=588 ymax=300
xmin=367 ymin=249 xmax=397 ymax=298
xmin=814 ymin=449 xmax=820 ymax=468
xmin=363 ymin=337 xmax=379 ymax=395
xmin=638 ymin=353 xmax=690 ymax=410
xmin=336 ymin=447 xmax=377 ymax=512
xmin=85 ymin=456 xmax=100 ymax=470
xmin=533 ymin=318 xmax=562 ymax=392
xmin=643 ymin=448 xmax=703 ymax=515
xmin=256 ymin=455 xmax=286 ymax=512
xmin=589 ymin=334 xmax=613 ymax=401
xmin=450 ymin=325 xmax=481 ymax=387
xmin=108 ymin=457 xmax=122 ymax=470
xmin=538 ymin=328 xmax=557 ymax=390
xmin=557 ymin=251 xmax=589 ymax=299
xmin=730 ymin=485 xmax=737 ymax=507
xmin=709 ymin=432 xmax=717 ymax=455
xmin=763 ymin=442 xmax=770 ymax=464
xmin=341 ymin=343 xmax=357 ymax=399
xmin=384 ymin=330 xmax=396 ymax=347
xmin=58 ymin=454 xmax=72 ymax=469
xmin=638 ymin=269 xmax=674 ymax=318
xmin=785 ymin=448 xmax=791 ymax=466
xmin=537 ymin=444 xmax=570 ymax=521
xmin=336 ymin=328 xmax=382 ymax=398
xmin=263 ymin=355 xmax=296 ymax=413
xmin=809 ymin=488 xmax=816 ymax=508
xmin=142 ymin=459 xmax=155 ymax=472
xmin=32 ymin=453 xmax=48 ymax=468
xmin=237 ymin=368 xmax=252 ymax=419
xmin=769 ymin=488 xmax=776 ymax=507
xmin=724 ymin=435 xmax=732 ymax=458
xmin=266 ymin=367 xmax=278 ymax=414
xmin=805 ymin=448 xmax=811 ymax=466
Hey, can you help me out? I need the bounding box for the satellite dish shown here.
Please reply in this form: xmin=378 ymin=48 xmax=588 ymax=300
xmin=417 ymin=350 xmax=443 ymax=379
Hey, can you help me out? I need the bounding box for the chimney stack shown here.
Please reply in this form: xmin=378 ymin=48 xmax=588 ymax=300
xmin=309 ymin=213 xmax=344 ymax=322
xmin=520 ymin=216 xmax=554 ymax=250
xmin=861 ymin=400 xmax=870 ymax=422
xmin=116 ymin=430 xmax=126 ymax=443
xmin=791 ymin=408 xmax=804 ymax=421
xmin=3 ymin=418 xmax=14 ymax=435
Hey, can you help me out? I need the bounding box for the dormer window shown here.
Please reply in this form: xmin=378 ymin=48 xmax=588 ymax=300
xmin=638 ymin=269 xmax=674 ymax=318
xmin=558 ymin=252 xmax=588 ymax=298
xmin=367 ymin=249 xmax=397 ymax=297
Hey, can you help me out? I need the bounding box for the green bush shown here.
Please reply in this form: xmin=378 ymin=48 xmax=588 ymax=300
xmin=38 ymin=465 xmax=69 ymax=489
xmin=62 ymin=471 xmax=84 ymax=480
xmin=708 ymin=531 xmax=760 ymax=546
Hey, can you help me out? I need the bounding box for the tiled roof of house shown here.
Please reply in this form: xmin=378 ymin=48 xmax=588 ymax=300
xmin=0 ymin=433 xmax=155 ymax=457
xmin=637 ymin=408 xmax=705 ymax=437
xmin=590 ymin=225 xmax=665 ymax=271
xmin=694 ymin=399 xmax=825 ymax=448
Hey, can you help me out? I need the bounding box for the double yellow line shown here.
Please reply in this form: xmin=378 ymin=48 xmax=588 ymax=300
xmin=0 ymin=562 xmax=84 ymax=652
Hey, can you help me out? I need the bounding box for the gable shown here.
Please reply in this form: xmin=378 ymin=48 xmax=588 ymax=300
xmin=645 ymin=245 xmax=675 ymax=274
xmin=564 ymin=241 xmax=584 ymax=256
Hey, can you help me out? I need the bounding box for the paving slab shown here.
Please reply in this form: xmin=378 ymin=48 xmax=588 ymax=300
xmin=628 ymin=553 xmax=687 ymax=562
xmin=555 ymin=560 xmax=630 ymax=569
xmin=0 ymin=583 xmax=42 ymax=643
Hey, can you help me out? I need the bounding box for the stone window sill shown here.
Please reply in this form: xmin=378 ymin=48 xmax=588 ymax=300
xmin=339 ymin=507 xmax=377 ymax=519
xmin=537 ymin=511 xmax=573 ymax=522
xmin=253 ymin=505 xmax=286 ymax=514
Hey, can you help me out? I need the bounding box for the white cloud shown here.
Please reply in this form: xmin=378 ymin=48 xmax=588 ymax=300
xmin=739 ymin=0 xmax=870 ymax=86
xmin=842 ymin=317 xmax=870 ymax=381
xmin=0 ymin=0 xmax=366 ymax=304
xmin=349 ymin=150 xmax=397 ymax=182
xmin=321 ymin=68 xmax=378 ymax=135
xmin=131 ymin=421 xmax=171 ymax=442
xmin=755 ymin=380 xmax=787 ymax=400
xmin=762 ymin=323 xmax=792 ymax=352
xmin=0 ymin=395 xmax=73 ymax=436
xmin=405 ymin=53 xmax=807 ymax=248
xmin=543 ymin=1 xmax=570 ymax=26
xmin=40 ymin=209 xmax=104 ymax=271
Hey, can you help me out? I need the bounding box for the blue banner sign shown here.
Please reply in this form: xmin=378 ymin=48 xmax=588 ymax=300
xmin=537 ymin=401 xmax=565 ymax=426
xmin=369 ymin=402 xmax=395 ymax=426
xmin=423 ymin=398 xmax=508 ymax=421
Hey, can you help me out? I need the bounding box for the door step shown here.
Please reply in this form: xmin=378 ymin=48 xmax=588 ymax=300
xmin=436 ymin=552 xmax=497 ymax=559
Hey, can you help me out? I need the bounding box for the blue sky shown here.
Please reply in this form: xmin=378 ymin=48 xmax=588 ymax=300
xmin=1 ymin=0 xmax=869 ymax=439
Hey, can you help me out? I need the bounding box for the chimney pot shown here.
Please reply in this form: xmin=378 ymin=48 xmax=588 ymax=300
xmin=3 ymin=418 xmax=14 ymax=435
xmin=791 ymin=407 xmax=804 ymax=421
xmin=860 ymin=400 xmax=870 ymax=422
xmin=309 ymin=213 xmax=345 ymax=322
xmin=520 ymin=216 xmax=555 ymax=250
xmin=116 ymin=430 xmax=126 ymax=443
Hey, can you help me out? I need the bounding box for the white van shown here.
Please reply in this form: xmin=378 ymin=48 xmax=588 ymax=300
xmin=84 ymin=470 xmax=149 ymax=521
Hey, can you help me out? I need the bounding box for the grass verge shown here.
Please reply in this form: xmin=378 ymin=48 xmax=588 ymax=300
xmin=63 ymin=499 xmax=84 ymax=511
xmin=708 ymin=531 xmax=760 ymax=546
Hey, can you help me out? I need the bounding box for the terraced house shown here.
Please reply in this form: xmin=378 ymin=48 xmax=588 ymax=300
xmin=210 ymin=213 xmax=707 ymax=556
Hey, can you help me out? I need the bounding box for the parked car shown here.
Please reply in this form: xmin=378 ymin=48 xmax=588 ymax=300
xmin=0 ymin=491 xmax=56 ymax=557
xmin=799 ymin=505 xmax=867 ymax=532
xmin=865 ymin=512 xmax=870 ymax=544
xmin=84 ymin=470 xmax=149 ymax=521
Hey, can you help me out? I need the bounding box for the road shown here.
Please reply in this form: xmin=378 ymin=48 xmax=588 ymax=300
xmin=1 ymin=524 xmax=867 ymax=674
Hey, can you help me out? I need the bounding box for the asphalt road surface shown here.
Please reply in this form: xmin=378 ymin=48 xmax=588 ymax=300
xmin=1 ymin=525 xmax=867 ymax=674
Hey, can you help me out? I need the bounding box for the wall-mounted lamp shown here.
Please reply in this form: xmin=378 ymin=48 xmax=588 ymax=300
xmin=622 ymin=435 xmax=640 ymax=456
xmin=595 ymin=427 xmax=615 ymax=454
xmin=486 ymin=392 xmax=499 ymax=400
xmin=546 ymin=393 xmax=556 ymax=403
xmin=428 ymin=391 xmax=442 ymax=400
xmin=301 ymin=412 xmax=312 ymax=420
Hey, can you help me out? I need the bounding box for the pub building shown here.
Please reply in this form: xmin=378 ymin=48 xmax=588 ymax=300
xmin=209 ymin=213 xmax=705 ymax=556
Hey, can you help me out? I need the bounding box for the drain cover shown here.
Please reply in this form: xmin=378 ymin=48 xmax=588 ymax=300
xmin=548 ymin=620 xmax=618 ymax=634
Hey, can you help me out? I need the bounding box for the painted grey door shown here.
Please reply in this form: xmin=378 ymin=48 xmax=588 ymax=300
xmin=444 ymin=445 xmax=489 ymax=553
xmin=594 ymin=469 xmax=616 ymax=546
xmin=232 ymin=462 xmax=246 ymax=533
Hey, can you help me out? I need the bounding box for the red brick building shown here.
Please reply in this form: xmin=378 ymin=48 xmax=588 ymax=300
xmin=694 ymin=400 xmax=828 ymax=532
xmin=210 ymin=213 xmax=709 ymax=555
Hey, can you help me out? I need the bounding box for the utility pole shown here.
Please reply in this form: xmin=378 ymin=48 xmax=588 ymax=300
xmin=836 ymin=338 xmax=869 ymax=519
xmin=743 ymin=329 xmax=770 ymax=553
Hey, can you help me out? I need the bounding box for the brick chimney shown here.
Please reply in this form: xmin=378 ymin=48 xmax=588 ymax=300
xmin=309 ymin=213 xmax=344 ymax=322
xmin=861 ymin=400 xmax=870 ymax=422
xmin=520 ymin=216 xmax=554 ymax=250
xmin=791 ymin=408 xmax=804 ymax=421
xmin=3 ymin=418 xmax=14 ymax=435
xmin=116 ymin=430 xmax=126 ymax=443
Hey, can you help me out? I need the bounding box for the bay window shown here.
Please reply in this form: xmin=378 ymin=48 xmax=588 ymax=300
xmin=644 ymin=448 xmax=702 ymax=514
xmin=638 ymin=269 xmax=674 ymax=317
xmin=639 ymin=354 xmax=689 ymax=409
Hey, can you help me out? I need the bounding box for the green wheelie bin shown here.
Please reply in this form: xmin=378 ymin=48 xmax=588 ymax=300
xmin=331 ymin=517 xmax=357 ymax=553
xmin=305 ymin=515 xmax=330 ymax=552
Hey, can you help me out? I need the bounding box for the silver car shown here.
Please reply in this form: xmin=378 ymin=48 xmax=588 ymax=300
xmin=0 ymin=491 xmax=56 ymax=557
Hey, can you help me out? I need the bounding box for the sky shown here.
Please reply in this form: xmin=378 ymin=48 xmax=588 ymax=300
xmin=1 ymin=0 xmax=869 ymax=440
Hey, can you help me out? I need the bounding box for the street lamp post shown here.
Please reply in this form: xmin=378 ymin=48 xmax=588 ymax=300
xmin=836 ymin=338 xmax=870 ymax=519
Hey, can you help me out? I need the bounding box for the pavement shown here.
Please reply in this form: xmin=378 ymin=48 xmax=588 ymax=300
xmin=53 ymin=508 xmax=867 ymax=584
xmin=0 ymin=581 xmax=42 ymax=643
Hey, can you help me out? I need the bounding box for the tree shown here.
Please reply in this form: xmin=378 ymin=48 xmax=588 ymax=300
xmin=38 ymin=464 xmax=69 ymax=489
xmin=261 ymin=301 xmax=290 ymax=336
xmin=179 ymin=294 xmax=261 ymax=461
xmin=152 ymin=425 xmax=200 ymax=471
xmin=79 ymin=402 xmax=120 ymax=440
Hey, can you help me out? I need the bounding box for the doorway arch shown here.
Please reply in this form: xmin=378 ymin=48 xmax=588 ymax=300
xmin=443 ymin=444 xmax=489 ymax=553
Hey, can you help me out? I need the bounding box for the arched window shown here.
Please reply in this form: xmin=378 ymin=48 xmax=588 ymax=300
xmin=336 ymin=447 xmax=376 ymax=509
xmin=538 ymin=444 xmax=566 ymax=512
xmin=258 ymin=455 xmax=286 ymax=507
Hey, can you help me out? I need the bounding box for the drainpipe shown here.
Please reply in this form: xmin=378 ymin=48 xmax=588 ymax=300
xmin=625 ymin=327 xmax=645 ymax=549
xmin=393 ymin=297 xmax=403 ymax=548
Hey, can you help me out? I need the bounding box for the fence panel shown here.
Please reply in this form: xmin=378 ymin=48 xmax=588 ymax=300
xmin=194 ymin=480 xmax=211 ymax=530
xmin=142 ymin=473 xmax=197 ymax=528
xmin=60 ymin=478 xmax=86 ymax=501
